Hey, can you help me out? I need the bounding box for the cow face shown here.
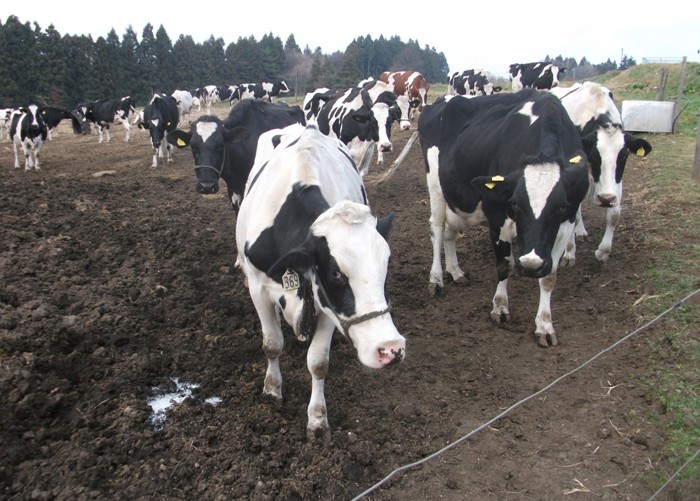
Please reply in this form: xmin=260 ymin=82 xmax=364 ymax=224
xmin=473 ymin=154 xmax=589 ymax=278
xmin=268 ymin=202 xmax=404 ymax=369
xmin=167 ymin=117 xmax=249 ymax=195
xmin=581 ymin=121 xmax=652 ymax=208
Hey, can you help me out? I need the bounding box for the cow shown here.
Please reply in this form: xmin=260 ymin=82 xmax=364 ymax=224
xmin=1 ymin=108 xmax=14 ymax=140
xmin=171 ymin=90 xmax=197 ymax=125
xmin=236 ymin=81 xmax=291 ymax=103
xmin=138 ymin=94 xmax=181 ymax=168
xmin=74 ymin=96 xmax=136 ymax=143
xmin=549 ymin=82 xmax=652 ymax=264
xmin=236 ymin=123 xmax=405 ymax=440
xmin=166 ymin=98 xmax=305 ymax=212
xmin=509 ymin=62 xmax=564 ymax=92
xmin=37 ymin=106 xmax=85 ymax=140
xmin=448 ymin=69 xmax=503 ymax=96
xmin=197 ymin=85 xmax=221 ymax=114
xmin=379 ymin=70 xmax=430 ymax=125
xmin=9 ymin=105 xmax=48 ymax=171
xmin=216 ymin=85 xmax=240 ymax=107
xmin=418 ymin=90 xmax=590 ymax=347
xmin=307 ymin=86 xmax=387 ymax=176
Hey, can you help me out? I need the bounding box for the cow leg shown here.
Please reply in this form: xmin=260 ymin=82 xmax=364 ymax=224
xmin=123 ymin=121 xmax=132 ymax=142
xmin=443 ymin=218 xmax=467 ymax=284
xmin=535 ymin=271 xmax=557 ymax=347
xmin=427 ymin=166 xmax=446 ymax=295
xmin=166 ymin=143 xmax=174 ymax=164
xmin=13 ymin=141 xmax=20 ymax=168
xmin=32 ymin=143 xmax=41 ymax=171
xmin=249 ymin=285 xmax=285 ymax=400
xmin=562 ymin=205 xmax=583 ymax=267
xmin=151 ymin=147 xmax=159 ymax=169
xmin=97 ymin=125 xmax=104 ymax=144
xmin=490 ymin=222 xmax=514 ymax=324
xmin=306 ymin=314 xmax=335 ymax=443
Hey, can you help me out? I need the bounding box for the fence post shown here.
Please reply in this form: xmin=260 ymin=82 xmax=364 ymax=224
xmin=656 ymin=69 xmax=668 ymax=101
xmin=693 ymin=107 xmax=700 ymax=179
xmin=673 ymin=57 xmax=688 ymax=133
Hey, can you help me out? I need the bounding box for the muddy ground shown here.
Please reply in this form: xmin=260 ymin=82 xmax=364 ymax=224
xmin=0 ymin=106 xmax=694 ymax=500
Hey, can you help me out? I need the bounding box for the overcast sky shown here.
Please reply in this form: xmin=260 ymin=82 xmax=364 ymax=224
xmin=3 ymin=3 xmax=698 ymax=79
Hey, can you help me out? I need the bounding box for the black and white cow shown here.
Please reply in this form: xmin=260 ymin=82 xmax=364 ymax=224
xmin=1 ymin=108 xmax=15 ymax=140
xmin=509 ymin=62 xmax=564 ymax=92
xmin=166 ymin=98 xmax=305 ymax=211
xmin=550 ymin=81 xmax=652 ymax=264
xmin=236 ymin=123 xmax=405 ymax=440
xmin=237 ymin=81 xmax=291 ymax=103
xmin=9 ymin=105 xmax=48 ymax=171
xmin=307 ymin=86 xmax=389 ymax=176
xmin=216 ymin=85 xmax=240 ymax=106
xmin=197 ymin=85 xmax=221 ymax=114
xmin=37 ymin=106 xmax=85 ymax=140
xmin=171 ymin=89 xmax=197 ymax=125
xmin=74 ymin=96 xmax=136 ymax=143
xmin=418 ymin=90 xmax=589 ymax=347
xmin=139 ymin=94 xmax=181 ymax=168
xmin=448 ymin=69 xmax=503 ymax=96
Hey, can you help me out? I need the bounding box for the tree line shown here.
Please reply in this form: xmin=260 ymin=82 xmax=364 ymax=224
xmin=0 ymin=15 xmax=449 ymax=109
xmin=0 ymin=15 xmax=635 ymax=110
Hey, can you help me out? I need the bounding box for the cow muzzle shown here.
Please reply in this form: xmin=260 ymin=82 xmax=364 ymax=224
xmin=516 ymin=252 xmax=550 ymax=278
xmin=596 ymin=193 xmax=618 ymax=208
xmin=194 ymin=165 xmax=221 ymax=194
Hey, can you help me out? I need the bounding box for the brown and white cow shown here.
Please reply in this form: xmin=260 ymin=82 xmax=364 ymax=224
xmin=379 ymin=70 xmax=430 ymax=128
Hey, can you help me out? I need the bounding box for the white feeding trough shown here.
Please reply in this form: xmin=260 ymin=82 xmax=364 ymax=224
xmin=621 ymin=100 xmax=676 ymax=133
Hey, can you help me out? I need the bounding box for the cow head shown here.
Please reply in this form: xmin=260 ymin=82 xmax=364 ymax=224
xmin=580 ymin=119 xmax=652 ymax=208
xmin=167 ymin=116 xmax=249 ymax=197
xmin=472 ymin=152 xmax=589 ymax=278
xmin=268 ymin=202 xmax=405 ymax=369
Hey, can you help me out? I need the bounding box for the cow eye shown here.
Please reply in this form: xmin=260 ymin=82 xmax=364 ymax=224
xmin=330 ymin=269 xmax=346 ymax=283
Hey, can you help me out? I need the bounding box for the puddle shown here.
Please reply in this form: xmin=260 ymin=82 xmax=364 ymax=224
xmin=147 ymin=377 xmax=221 ymax=431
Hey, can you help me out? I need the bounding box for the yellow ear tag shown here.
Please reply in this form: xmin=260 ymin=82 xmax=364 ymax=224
xmin=636 ymin=148 xmax=645 ymax=157
xmin=177 ymin=138 xmax=186 ymax=147
xmin=166 ymin=122 xmax=171 ymax=126
xmin=491 ymin=175 xmax=505 ymax=182
xmin=569 ymin=155 xmax=582 ymax=164
xmin=485 ymin=182 xmax=496 ymax=190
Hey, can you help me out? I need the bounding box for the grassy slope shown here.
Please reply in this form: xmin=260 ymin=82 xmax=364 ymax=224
xmin=581 ymin=64 xmax=700 ymax=492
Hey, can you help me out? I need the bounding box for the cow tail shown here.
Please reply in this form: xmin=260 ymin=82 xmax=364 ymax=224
xmin=366 ymin=131 xmax=419 ymax=187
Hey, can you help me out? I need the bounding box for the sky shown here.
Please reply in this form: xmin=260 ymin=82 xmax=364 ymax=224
xmin=3 ymin=3 xmax=699 ymax=79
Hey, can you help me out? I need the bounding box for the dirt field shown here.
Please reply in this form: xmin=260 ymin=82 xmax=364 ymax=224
xmin=0 ymin=106 xmax=691 ymax=500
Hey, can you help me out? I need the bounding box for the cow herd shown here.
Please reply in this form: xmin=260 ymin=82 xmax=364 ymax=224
xmin=2 ymin=62 xmax=653 ymax=437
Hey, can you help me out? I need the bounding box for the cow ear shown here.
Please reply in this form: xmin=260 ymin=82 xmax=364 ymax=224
xmin=471 ymin=174 xmax=516 ymax=200
xmin=224 ymin=125 xmax=250 ymax=144
xmin=376 ymin=213 xmax=395 ymax=241
xmin=267 ymin=242 xmax=317 ymax=283
xmin=624 ymin=133 xmax=652 ymax=157
xmin=167 ymin=129 xmax=191 ymax=148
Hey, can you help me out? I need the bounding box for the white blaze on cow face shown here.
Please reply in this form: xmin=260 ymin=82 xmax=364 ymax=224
xmin=524 ymin=163 xmax=561 ymax=219
xmin=195 ymin=121 xmax=218 ymax=143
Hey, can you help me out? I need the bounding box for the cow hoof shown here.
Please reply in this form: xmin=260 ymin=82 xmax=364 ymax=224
xmin=306 ymin=426 xmax=331 ymax=445
xmin=536 ymin=332 xmax=558 ymax=347
xmin=491 ymin=311 xmax=510 ymax=325
xmin=428 ymin=283 xmax=442 ymax=297
xmin=453 ymin=275 xmax=469 ymax=285
xmin=595 ymin=248 xmax=611 ymax=262
xmin=561 ymin=256 xmax=576 ymax=267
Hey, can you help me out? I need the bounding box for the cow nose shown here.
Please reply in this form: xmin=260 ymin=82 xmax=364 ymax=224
xmin=400 ymin=121 xmax=411 ymax=131
xmin=596 ymin=193 xmax=617 ymax=207
xmin=380 ymin=142 xmax=393 ymax=153
xmin=377 ymin=343 xmax=405 ymax=367
xmin=518 ymin=250 xmax=544 ymax=274
xmin=196 ymin=182 xmax=218 ymax=194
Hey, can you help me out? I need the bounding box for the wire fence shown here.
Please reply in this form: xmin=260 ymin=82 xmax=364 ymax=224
xmin=351 ymin=288 xmax=700 ymax=501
